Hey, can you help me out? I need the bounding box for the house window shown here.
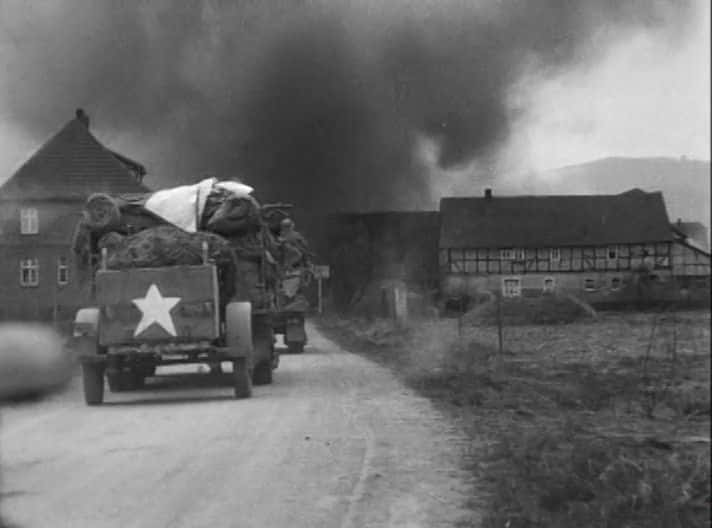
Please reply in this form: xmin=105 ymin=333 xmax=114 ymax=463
xmin=500 ymin=249 xmax=514 ymax=260
xmin=550 ymin=248 xmax=560 ymax=261
xmin=20 ymin=208 xmax=39 ymax=234
xmin=502 ymin=277 xmax=522 ymax=297
xmin=57 ymin=256 xmax=69 ymax=285
xmin=514 ymin=249 xmax=526 ymax=261
xmin=449 ymin=249 xmax=464 ymax=273
xmin=607 ymin=246 xmax=618 ymax=260
xmin=543 ymin=277 xmax=555 ymax=292
xmin=610 ymin=277 xmax=621 ymax=290
xmin=584 ymin=278 xmax=596 ymax=291
xmin=20 ymin=258 xmax=39 ymax=286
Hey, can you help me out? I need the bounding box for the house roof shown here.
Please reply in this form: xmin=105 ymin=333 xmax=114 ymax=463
xmin=671 ymin=221 xmax=707 ymax=238
xmin=671 ymin=221 xmax=709 ymax=252
xmin=439 ymin=189 xmax=673 ymax=249
xmin=0 ymin=111 xmax=149 ymax=201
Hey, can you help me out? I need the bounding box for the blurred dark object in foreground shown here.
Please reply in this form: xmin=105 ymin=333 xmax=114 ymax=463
xmin=0 ymin=323 xmax=74 ymax=403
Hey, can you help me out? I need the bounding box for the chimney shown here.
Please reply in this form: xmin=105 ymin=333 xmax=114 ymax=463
xmin=75 ymin=108 xmax=89 ymax=128
xmin=484 ymin=188 xmax=492 ymax=200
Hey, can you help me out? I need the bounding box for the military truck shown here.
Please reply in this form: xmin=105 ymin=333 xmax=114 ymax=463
xmin=272 ymin=268 xmax=310 ymax=353
xmin=70 ymin=182 xmax=282 ymax=405
xmin=262 ymin=212 xmax=312 ymax=354
xmin=73 ymin=242 xmax=277 ymax=405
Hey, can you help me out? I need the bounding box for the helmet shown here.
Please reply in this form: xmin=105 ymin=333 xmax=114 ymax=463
xmin=280 ymin=218 xmax=294 ymax=229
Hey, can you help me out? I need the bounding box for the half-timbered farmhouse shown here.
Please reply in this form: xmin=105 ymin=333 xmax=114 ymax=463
xmin=439 ymin=189 xmax=710 ymax=306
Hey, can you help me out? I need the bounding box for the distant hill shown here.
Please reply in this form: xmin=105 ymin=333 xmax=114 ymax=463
xmin=525 ymin=157 xmax=710 ymax=231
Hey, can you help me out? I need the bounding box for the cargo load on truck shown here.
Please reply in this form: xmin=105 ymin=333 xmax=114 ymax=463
xmin=71 ymin=177 xmax=295 ymax=405
xmin=73 ymin=177 xmax=287 ymax=311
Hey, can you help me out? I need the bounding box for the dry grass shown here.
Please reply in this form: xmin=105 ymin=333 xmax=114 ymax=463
xmin=317 ymin=309 xmax=711 ymax=527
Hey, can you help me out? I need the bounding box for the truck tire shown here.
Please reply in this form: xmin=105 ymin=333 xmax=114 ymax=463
xmin=225 ymin=302 xmax=252 ymax=356
xmin=233 ymin=358 xmax=252 ymax=399
xmin=252 ymin=360 xmax=272 ymax=385
xmin=252 ymin=323 xmax=274 ymax=385
xmin=82 ymin=362 xmax=105 ymax=405
xmin=225 ymin=302 xmax=253 ymax=399
xmin=287 ymin=342 xmax=304 ymax=354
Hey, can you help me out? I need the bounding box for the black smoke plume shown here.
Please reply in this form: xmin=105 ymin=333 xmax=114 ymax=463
xmin=0 ymin=0 xmax=696 ymax=213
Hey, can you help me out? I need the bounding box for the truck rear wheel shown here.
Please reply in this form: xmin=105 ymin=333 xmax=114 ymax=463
xmin=82 ymin=362 xmax=105 ymax=405
xmin=252 ymin=322 xmax=274 ymax=385
xmin=225 ymin=302 xmax=253 ymax=399
xmin=233 ymin=358 xmax=252 ymax=399
xmin=252 ymin=360 xmax=272 ymax=385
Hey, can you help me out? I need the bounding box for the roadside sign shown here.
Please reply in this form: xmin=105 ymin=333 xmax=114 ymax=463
xmin=313 ymin=265 xmax=330 ymax=280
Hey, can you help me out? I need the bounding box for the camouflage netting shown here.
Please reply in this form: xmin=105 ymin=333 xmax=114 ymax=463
xmin=98 ymin=225 xmax=233 ymax=269
xmin=97 ymin=225 xmax=238 ymax=302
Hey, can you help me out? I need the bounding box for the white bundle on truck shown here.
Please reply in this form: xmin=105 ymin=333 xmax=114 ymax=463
xmin=143 ymin=178 xmax=254 ymax=232
xmin=82 ymin=177 xmax=255 ymax=234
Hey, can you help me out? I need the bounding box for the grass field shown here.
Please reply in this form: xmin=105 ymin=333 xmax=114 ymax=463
xmin=317 ymin=309 xmax=711 ymax=527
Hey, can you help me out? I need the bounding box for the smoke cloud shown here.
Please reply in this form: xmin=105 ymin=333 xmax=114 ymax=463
xmin=0 ymin=0 xmax=697 ymax=213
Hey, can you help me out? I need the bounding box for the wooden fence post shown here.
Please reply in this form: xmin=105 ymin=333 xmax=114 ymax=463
xmin=496 ymin=292 xmax=504 ymax=370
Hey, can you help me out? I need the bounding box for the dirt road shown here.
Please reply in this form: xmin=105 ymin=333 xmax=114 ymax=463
xmin=0 ymin=323 xmax=475 ymax=528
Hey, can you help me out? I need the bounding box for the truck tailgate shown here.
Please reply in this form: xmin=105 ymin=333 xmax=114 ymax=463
xmin=95 ymin=265 xmax=220 ymax=345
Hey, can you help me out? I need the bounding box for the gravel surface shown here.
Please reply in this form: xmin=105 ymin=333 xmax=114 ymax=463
xmin=0 ymin=323 xmax=476 ymax=528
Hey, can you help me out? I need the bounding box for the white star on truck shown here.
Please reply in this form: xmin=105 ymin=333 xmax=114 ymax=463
xmin=132 ymin=284 xmax=181 ymax=337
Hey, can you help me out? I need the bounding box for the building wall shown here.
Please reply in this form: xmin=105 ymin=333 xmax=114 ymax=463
xmin=0 ymin=200 xmax=82 ymax=243
xmin=0 ymin=199 xmax=89 ymax=321
xmin=441 ymin=269 xmax=679 ymax=305
xmin=439 ymin=242 xmax=672 ymax=275
xmin=438 ymin=241 xmax=709 ymax=306
xmin=672 ymin=242 xmax=710 ymax=277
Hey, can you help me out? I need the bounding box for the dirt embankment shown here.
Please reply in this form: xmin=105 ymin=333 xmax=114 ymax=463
xmin=317 ymin=310 xmax=711 ymax=528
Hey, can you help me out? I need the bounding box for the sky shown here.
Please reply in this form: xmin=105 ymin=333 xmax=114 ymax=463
xmin=0 ymin=0 xmax=708 ymax=211
xmin=509 ymin=0 xmax=710 ymax=172
xmin=422 ymin=0 xmax=710 ymax=195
